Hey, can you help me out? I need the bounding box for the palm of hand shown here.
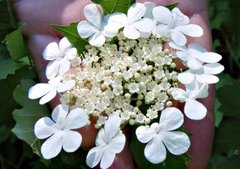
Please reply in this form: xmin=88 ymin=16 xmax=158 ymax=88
xmin=14 ymin=0 xmax=214 ymax=169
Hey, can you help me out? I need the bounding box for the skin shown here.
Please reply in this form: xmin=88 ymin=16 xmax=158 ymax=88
xmin=13 ymin=0 xmax=214 ymax=169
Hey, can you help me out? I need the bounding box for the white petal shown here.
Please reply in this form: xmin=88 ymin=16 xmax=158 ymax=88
xmin=144 ymin=136 xmax=166 ymax=164
xmin=96 ymin=129 xmax=107 ymax=146
xmin=123 ymin=25 xmax=140 ymax=39
xmin=84 ymin=4 xmax=102 ymax=28
xmin=203 ymin=63 xmax=224 ymax=75
xmin=184 ymin=99 xmax=207 ymax=120
xmin=89 ymin=32 xmax=106 ymax=47
xmin=62 ymin=130 xmax=82 ymax=152
xmin=34 ymin=117 xmax=56 ymax=139
xmin=64 ymin=108 xmax=89 ymax=129
xmin=152 ymin=6 xmax=172 ymax=25
xmin=59 ymin=37 xmax=71 ymax=52
xmin=107 ymin=13 xmax=127 ymax=29
xmin=136 ymin=125 xmax=154 ymax=143
xmin=104 ymin=115 xmax=121 ymax=139
xmin=86 ymin=146 xmax=104 ymax=168
xmin=127 ymin=3 xmax=146 ymax=24
xmin=171 ymin=30 xmax=187 ymax=46
xmin=45 ymin=60 xmax=61 ymax=80
xmin=171 ymin=88 xmax=187 ymax=102
xmin=172 ymin=8 xmax=189 ymax=25
xmin=186 ymin=81 xmax=209 ymax=99
xmin=100 ymin=148 xmax=116 ymax=169
xmin=57 ymin=59 xmax=70 ymax=76
xmin=43 ymin=42 xmax=60 ymax=61
xmin=52 ymin=104 xmax=69 ymax=124
xmin=41 ymin=132 xmax=63 ymax=159
xmin=161 ymin=131 xmax=190 ymax=155
xmin=187 ymin=57 xmax=203 ymax=70
xmin=133 ymin=18 xmax=154 ymax=33
xmin=176 ymin=51 xmax=188 ymax=61
xmin=159 ymin=107 xmax=184 ymax=131
xmin=77 ymin=20 xmax=98 ymax=38
xmin=156 ymin=24 xmax=170 ymax=37
xmin=169 ymin=42 xmax=187 ymax=51
xmin=64 ymin=48 xmax=77 ymax=60
xmin=109 ymin=132 xmax=126 ymax=153
xmin=179 ymin=24 xmax=203 ymax=37
xmin=28 ymin=83 xmax=51 ymax=99
xmin=188 ymin=43 xmax=208 ymax=53
xmin=144 ymin=2 xmax=155 ymax=19
xmin=39 ymin=90 xmax=56 ymax=105
xmin=57 ymin=80 xmax=75 ymax=93
xmin=199 ymin=52 xmax=222 ymax=63
xmin=178 ymin=72 xmax=195 ymax=84
xmin=196 ymin=74 xmax=219 ymax=84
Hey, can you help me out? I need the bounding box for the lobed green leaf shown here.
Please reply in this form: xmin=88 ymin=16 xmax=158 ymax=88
xmin=91 ymin=0 xmax=134 ymax=14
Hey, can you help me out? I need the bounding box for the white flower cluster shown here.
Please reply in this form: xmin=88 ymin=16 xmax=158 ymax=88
xmin=28 ymin=2 xmax=224 ymax=169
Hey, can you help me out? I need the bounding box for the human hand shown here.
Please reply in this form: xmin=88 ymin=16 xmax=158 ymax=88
xmin=13 ymin=0 xmax=214 ymax=169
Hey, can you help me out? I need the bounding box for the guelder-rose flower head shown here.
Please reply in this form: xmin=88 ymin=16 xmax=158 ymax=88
xmin=86 ymin=115 xmax=126 ymax=169
xmin=43 ymin=37 xmax=77 ymax=79
xmin=136 ymin=107 xmax=190 ymax=164
xmin=34 ymin=104 xmax=89 ymax=159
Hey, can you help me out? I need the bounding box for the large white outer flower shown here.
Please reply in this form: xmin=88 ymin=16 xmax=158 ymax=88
xmin=28 ymin=76 xmax=75 ymax=104
xmin=43 ymin=37 xmax=77 ymax=80
xmin=169 ymin=42 xmax=222 ymax=70
xmin=171 ymin=81 xmax=209 ymax=120
xmin=153 ymin=7 xmax=203 ymax=46
xmin=107 ymin=3 xmax=154 ymax=39
xmin=34 ymin=104 xmax=89 ymax=159
xmin=86 ymin=115 xmax=126 ymax=169
xmin=136 ymin=107 xmax=190 ymax=164
xmin=77 ymin=4 xmax=117 ymax=47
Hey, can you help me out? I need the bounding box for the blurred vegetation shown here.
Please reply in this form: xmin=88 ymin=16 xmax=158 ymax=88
xmin=0 ymin=0 xmax=240 ymax=169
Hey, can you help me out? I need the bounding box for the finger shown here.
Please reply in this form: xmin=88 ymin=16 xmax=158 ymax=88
xmin=13 ymin=0 xmax=91 ymax=36
xmin=28 ymin=34 xmax=97 ymax=148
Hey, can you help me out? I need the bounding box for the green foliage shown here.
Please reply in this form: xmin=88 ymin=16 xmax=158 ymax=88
xmin=5 ymin=28 xmax=30 ymax=61
xmin=12 ymin=80 xmax=50 ymax=156
xmin=165 ymin=3 xmax=179 ymax=10
xmin=91 ymin=0 xmax=134 ymax=14
xmin=52 ymin=23 xmax=88 ymax=55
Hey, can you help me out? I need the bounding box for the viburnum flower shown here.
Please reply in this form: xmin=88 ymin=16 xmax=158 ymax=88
xmin=136 ymin=107 xmax=190 ymax=164
xmin=171 ymin=81 xmax=209 ymax=120
xmin=107 ymin=3 xmax=154 ymax=39
xmin=43 ymin=37 xmax=77 ymax=80
xmin=34 ymin=104 xmax=89 ymax=159
xmin=169 ymin=42 xmax=222 ymax=70
xmin=86 ymin=115 xmax=126 ymax=169
xmin=152 ymin=6 xmax=203 ymax=46
xmin=178 ymin=62 xmax=224 ymax=84
xmin=28 ymin=76 xmax=75 ymax=104
xmin=77 ymin=4 xmax=117 ymax=47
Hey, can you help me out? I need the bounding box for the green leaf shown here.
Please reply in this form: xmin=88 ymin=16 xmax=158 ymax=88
xmin=215 ymin=120 xmax=240 ymax=153
xmin=11 ymin=79 xmax=50 ymax=156
xmin=218 ymin=155 xmax=240 ymax=169
xmin=165 ymin=3 xmax=179 ymax=10
xmin=217 ymin=76 xmax=240 ymax=118
xmin=130 ymin=130 xmax=190 ymax=169
xmin=91 ymin=0 xmax=133 ymax=14
xmin=52 ymin=23 xmax=88 ymax=55
xmin=0 ymin=54 xmax=20 ymax=80
xmin=5 ymin=28 xmax=30 ymax=61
